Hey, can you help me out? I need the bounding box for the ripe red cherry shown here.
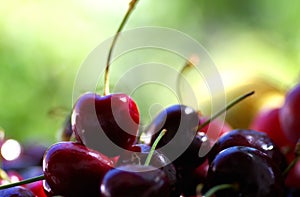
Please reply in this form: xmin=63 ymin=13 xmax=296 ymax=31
xmin=100 ymin=164 xmax=170 ymax=197
xmin=205 ymin=146 xmax=285 ymax=197
xmin=250 ymin=107 xmax=295 ymax=161
xmin=72 ymin=92 xmax=140 ymax=157
xmin=43 ymin=141 xmax=114 ymax=196
xmin=143 ymin=105 xmax=208 ymax=167
xmin=208 ymin=129 xmax=287 ymax=172
xmin=117 ymin=144 xmax=179 ymax=196
xmin=280 ymin=83 xmax=300 ymax=143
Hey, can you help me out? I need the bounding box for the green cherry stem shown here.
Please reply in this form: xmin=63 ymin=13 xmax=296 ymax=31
xmin=203 ymin=183 xmax=239 ymax=197
xmin=0 ymin=175 xmax=45 ymax=190
xmin=104 ymin=0 xmax=140 ymax=95
xmin=144 ymin=129 xmax=167 ymax=166
xmin=198 ymin=91 xmax=255 ymax=131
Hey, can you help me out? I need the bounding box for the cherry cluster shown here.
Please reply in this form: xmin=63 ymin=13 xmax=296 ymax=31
xmin=1 ymin=0 xmax=300 ymax=196
xmin=3 ymin=84 xmax=300 ymax=197
xmin=250 ymin=83 xmax=300 ymax=193
xmin=41 ymin=92 xmax=234 ymax=197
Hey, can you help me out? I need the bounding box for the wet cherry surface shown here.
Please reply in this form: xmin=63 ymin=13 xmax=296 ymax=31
xmin=205 ymin=146 xmax=285 ymax=197
xmin=43 ymin=141 xmax=114 ymax=197
xmin=72 ymin=93 xmax=140 ymax=157
xmin=101 ymin=164 xmax=170 ymax=197
xmin=208 ymin=129 xmax=287 ymax=172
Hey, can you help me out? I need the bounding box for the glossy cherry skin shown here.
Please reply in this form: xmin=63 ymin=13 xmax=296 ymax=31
xmin=280 ymin=83 xmax=300 ymax=143
xmin=100 ymin=164 xmax=170 ymax=197
xmin=43 ymin=142 xmax=114 ymax=197
xmin=205 ymin=146 xmax=285 ymax=197
xmin=177 ymin=159 xmax=210 ymax=196
xmin=208 ymin=129 xmax=287 ymax=172
xmin=0 ymin=186 xmax=35 ymax=197
xmin=72 ymin=93 xmax=140 ymax=157
xmin=43 ymin=180 xmax=57 ymax=197
xmin=144 ymin=105 xmax=208 ymax=168
xmin=250 ymin=108 xmax=295 ymax=161
xmin=117 ymin=144 xmax=179 ymax=196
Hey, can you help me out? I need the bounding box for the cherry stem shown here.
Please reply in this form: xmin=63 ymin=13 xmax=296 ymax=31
xmin=144 ymin=129 xmax=167 ymax=166
xmin=104 ymin=0 xmax=140 ymax=95
xmin=283 ymin=139 xmax=300 ymax=177
xmin=203 ymin=183 xmax=239 ymax=197
xmin=198 ymin=91 xmax=255 ymax=131
xmin=0 ymin=175 xmax=44 ymax=190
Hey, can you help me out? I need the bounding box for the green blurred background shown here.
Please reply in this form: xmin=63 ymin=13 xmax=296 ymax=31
xmin=0 ymin=0 xmax=299 ymax=145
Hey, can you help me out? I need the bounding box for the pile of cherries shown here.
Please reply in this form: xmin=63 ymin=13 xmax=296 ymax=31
xmin=1 ymin=0 xmax=300 ymax=195
xmin=0 ymin=83 xmax=299 ymax=196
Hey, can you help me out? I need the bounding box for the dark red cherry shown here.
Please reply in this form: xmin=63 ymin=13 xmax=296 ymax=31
xmin=43 ymin=141 xmax=114 ymax=197
xmin=72 ymin=92 xmax=140 ymax=157
xmin=208 ymin=129 xmax=287 ymax=172
xmin=100 ymin=164 xmax=170 ymax=197
xmin=117 ymin=144 xmax=175 ymax=172
xmin=43 ymin=180 xmax=57 ymax=197
xmin=280 ymin=83 xmax=300 ymax=143
xmin=144 ymin=105 xmax=207 ymax=167
xmin=117 ymin=144 xmax=179 ymax=196
xmin=205 ymin=146 xmax=285 ymax=197
xmin=0 ymin=186 xmax=35 ymax=197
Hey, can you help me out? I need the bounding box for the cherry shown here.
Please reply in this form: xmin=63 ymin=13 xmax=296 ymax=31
xmin=43 ymin=141 xmax=114 ymax=197
xmin=118 ymin=144 xmax=176 ymax=178
xmin=208 ymin=129 xmax=287 ymax=172
xmin=117 ymin=144 xmax=179 ymax=196
xmin=0 ymin=186 xmax=35 ymax=197
xmin=143 ymin=104 xmax=209 ymax=168
xmin=43 ymin=180 xmax=57 ymax=197
xmin=72 ymin=0 xmax=140 ymax=157
xmin=174 ymin=131 xmax=210 ymax=168
xmin=250 ymin=107 xmax=295 ymax=161
xmin=100 ymin=164 xmax=170 ymax=197
xmin=72 ymin=92 xmax=140 ymax=157
xmin=280 ymin=83 xmax=300 ymax=143
xmin=205 ymin=146 xmax=285 ymax=197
